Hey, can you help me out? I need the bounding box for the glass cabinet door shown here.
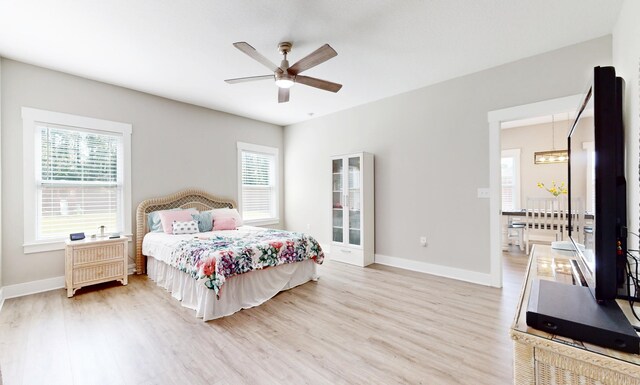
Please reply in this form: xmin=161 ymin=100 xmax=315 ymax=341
xmin=332 ymin=158 xmax=344 ymax=243
xmin=348 ymin=156 xmax=361 ymax=246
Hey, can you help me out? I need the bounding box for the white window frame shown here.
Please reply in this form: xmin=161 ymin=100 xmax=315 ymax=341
xmin=501 ymin=148 xmax=521 ymax=211
xmin=22 ymin=107 xmax=132 ymax=253
xmin=583 ymin=141 xmax=595 ymax=214
xmin=237 ymin=142 xmax=279 ymax=226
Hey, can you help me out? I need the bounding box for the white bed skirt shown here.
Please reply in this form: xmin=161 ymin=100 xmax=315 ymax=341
xmin=146 ymin=257 xmax=319 ymax=321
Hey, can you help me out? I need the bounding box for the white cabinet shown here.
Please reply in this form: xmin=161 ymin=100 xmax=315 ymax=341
xmin=331 ymin=152 xmax=374 ymax=266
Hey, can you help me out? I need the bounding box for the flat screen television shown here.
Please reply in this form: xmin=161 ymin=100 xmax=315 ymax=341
xmin=568 ymin=66 xmax=626 ymax=302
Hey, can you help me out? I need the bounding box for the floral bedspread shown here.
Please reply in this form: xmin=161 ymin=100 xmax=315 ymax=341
xmin=169 ymin=229 xmax=324 ymax=296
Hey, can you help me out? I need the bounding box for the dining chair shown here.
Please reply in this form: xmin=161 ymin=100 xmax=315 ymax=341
xmin=570 ymin=198 xmax=586 ymax=245
xmin=524 ymin=197 xmax=562 ymax=254
xmin=507 ymin=218 xmax=526 ymax=251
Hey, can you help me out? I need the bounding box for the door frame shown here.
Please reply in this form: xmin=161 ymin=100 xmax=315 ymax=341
xmin=487 ymin=94 xmax=582 ymax=287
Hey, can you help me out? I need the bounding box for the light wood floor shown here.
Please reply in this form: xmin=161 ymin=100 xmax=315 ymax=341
xmin=0 ymin=252 xmax=528 ymax=385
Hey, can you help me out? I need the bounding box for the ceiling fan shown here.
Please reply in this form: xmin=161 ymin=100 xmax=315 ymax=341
xmin=224 ymin=41 xmax=342 ymax=103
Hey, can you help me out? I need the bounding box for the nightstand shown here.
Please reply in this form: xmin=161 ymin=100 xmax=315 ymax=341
xmin=65 ymin=236 xmax=128 ymax=297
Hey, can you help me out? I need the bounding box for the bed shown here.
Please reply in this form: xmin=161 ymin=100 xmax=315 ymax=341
xmin=135 ymin=189 xmax=323 ymax=320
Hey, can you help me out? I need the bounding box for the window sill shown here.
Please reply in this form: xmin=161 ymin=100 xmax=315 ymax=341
xmin=23 ymin=240 xmax=66 ymax=254
xmin=243 ymin=218 xmax=280 ymax=227
xmin=24 ymin=234 xmax=133 ymax=254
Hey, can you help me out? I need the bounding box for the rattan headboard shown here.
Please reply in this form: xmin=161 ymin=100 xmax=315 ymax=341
xmin=135 ymin=188 xmax=236 ymax=274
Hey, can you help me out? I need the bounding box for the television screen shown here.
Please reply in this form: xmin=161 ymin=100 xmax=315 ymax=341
xmin=568 ymin=88 xmax=595 ymax=283
xmin=568 ymin=66 xmax=626 ymax=302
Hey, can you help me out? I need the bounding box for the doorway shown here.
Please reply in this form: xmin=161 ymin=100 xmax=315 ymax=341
xmin=487 ymin=94 xmax=582 ymax=288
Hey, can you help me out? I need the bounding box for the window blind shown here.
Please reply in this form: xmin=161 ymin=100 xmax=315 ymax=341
xmin=38 ymin=125 xmax=123 ymax=239
xmin=240 ymin=150 xmax=276 ymax=221
xmin=501 ymin=157 xmax=515 ymax=211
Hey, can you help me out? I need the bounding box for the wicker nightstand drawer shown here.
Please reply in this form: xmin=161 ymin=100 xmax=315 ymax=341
xmin=65 ymin=237 xmax=128 ymax=297
xmin=72 ymin=261 xmax=124 ymax=284
xmin=73 ymin=243 xmax=124 ymax=265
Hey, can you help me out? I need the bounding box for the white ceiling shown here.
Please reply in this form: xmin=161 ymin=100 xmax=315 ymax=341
xmin=0 ymin=0 xmax=623 ymax=126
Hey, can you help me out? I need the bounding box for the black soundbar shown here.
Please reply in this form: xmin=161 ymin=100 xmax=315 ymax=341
xmin=526 ymin=279 xmax=639 ymax=354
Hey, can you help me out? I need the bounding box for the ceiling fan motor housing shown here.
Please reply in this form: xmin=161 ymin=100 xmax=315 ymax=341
xmin=278 ymin=42 xmax=292 ymax=55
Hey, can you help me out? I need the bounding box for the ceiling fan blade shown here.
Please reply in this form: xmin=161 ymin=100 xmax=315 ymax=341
xmin=288 ymin=44 xmax=337 ymax=75
xmin=225 ymin=75 xmax=274 ymax=84
xmin=233 ymin=42 xmax=283 ymax=73
xmin=278 ymin=87 xmax=290 ymax=103
xmin=295 ymin=75 xmax=342 ymax=93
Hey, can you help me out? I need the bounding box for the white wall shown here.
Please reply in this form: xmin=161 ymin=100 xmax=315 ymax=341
xmin=501 ymin=117 xmax=593 ymax=208
xmin=0 ymin=58 xmax=2 ymax=289
xmin=613 ymin=0 xmax=640 ymax=250
xmin=284 ymin=36 xmax=612 ymax=277
xmin=1 ymin=59 xmax=283 ymax=286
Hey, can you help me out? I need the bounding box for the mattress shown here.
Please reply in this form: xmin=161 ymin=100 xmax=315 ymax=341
xmin=142 ymin=226 xmax=320 ymax=320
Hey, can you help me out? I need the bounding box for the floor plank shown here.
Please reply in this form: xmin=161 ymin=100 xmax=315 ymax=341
xmin=0 ymin=252 xmax=527 ymax=385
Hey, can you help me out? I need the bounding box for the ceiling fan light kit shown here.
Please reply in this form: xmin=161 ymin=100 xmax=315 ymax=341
xmin=225 ymin=41 xmax=342 ymax=103
xmin=274 ymin=73 xmax=295 ymax=88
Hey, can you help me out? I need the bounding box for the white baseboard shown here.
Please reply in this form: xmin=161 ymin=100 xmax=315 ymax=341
xmin=2 ymin=276 xmax=65 ymax=300
xmin=0 ymin=287 xmax=4 ymax=313
xmin=374 ymin=254 xmax=493 ymax=286
xmin=0 ymin=263 xmax=139 ymax=305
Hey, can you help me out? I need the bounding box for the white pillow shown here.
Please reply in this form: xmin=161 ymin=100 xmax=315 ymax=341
xmin=172 ymin=220 xmax=199 ymax=235
xmin=211 ymin=208 xmax=243 ymax=227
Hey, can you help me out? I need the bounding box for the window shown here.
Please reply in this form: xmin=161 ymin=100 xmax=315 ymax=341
xmin=501 ymin=149 xmax=521 ymax=211
xmin=583 ymin=141 xmax=595 ymax=213
xmin=23 ymin=108 xmax=132 ymax=253
xmin=237 ymin=142 xmax=279 ymax=225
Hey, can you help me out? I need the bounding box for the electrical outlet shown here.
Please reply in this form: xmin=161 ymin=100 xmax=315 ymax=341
xmin=477 ymin=188 xmax=490 ymax=199
xmin=420 ymin=236 xmax=427 ymax=247
xmin=306 ymin=224 xmax=311 ymax=230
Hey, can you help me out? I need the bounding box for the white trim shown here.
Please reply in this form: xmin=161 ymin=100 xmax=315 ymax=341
xmin=487 ymin=95 xmax=583 ymax=123
xmin=24 ymin=234 xmax=134 ymax=254
xmin=489 ymin=119 xmax=503 ymax=287
xmin=374 ymin=254 xmax=492 ymax=286
xmin=23 ymin=240 xmax=66 ymax=254
xmin=244 ymin=218 xmax=280 ymax=226
xmin=0 ymin=262 xmax=137 ymax=303
xmin=488 ymin=94 xmax=583 ymax=288
xmin=236 ymin=141 xmax=280 ymax=225
xmin=0 ymin=59 xmax=3 ymax=295
xmin=2 ymin=276 xmax=65 ymax=299
xmin=583 ymin=141 xmax=595 ymax=213
xmin=22 ymin=107 xmax=133 ymax=253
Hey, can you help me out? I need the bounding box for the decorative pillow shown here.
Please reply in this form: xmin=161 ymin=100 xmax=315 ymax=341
xmin=212 ymin=217 xmax=237 ymax=231
xmin=191 ymin=211 xmax=213 ymax=232
xmin=159 ymin=210 xmax=199 ymax=234
xmin=172 ymin=220 xmax=199 ymax=235
xmin=148 ymin=208 xmax=197 ymax=232
xmin=211 ymin=208 xmax=243 ymax=227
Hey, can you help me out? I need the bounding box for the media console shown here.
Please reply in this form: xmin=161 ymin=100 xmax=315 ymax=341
xmin=510 ymin=245 xmax=640 ymax=384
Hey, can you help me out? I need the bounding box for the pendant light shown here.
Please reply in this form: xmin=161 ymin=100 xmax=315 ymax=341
xmin=534 ymin=114 xmax=569 ymax=164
